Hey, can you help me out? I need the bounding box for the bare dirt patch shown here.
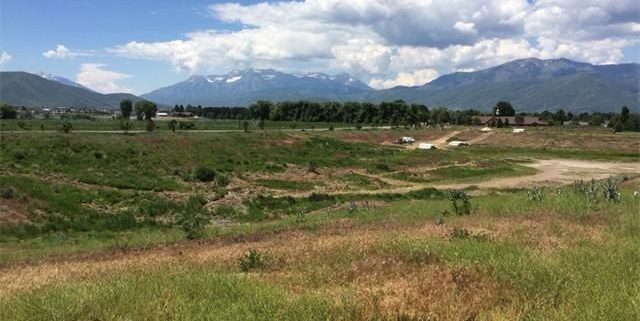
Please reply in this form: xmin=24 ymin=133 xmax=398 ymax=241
xmin=0 ymin=199 xmax=29 ymax=225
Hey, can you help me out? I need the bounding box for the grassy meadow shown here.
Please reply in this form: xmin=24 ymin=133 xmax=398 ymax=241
xmin=0 ymin=120 xmax=639 ymax=320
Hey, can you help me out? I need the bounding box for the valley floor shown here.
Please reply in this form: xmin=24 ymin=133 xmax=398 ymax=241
xmin=0 ymin=122 xmax=639 ymax=320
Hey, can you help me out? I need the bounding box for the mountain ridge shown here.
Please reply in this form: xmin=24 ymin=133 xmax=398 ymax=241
xmin=1 ymin=58 xmax=638 ymax=112
xmin=0 ymin=71 xmax=143 ymax=108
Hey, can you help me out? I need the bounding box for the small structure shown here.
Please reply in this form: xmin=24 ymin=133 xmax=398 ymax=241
xmin=156 ymin=112 xmax=169 ymax=117
xmin=480 ymin=127 xmax=492 ymax=132
xmin=512 ymin=128 xmax=525 ymax=133
xmin=448 ymin=140 xmax=470 ymax=147
xmin=477 ymin=116 xmax=548 ymax=126
xmin=172 ymin=111 xmax=195 ymax=118
xmin=395 ymin=136 xmax=415 ymax=144
xmin=418 ymin=143 xmax=436 ymax=150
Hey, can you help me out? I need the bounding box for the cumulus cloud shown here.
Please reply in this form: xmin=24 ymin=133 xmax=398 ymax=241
xmin=109 ymin=0 xmax=640 ymax=88
xmin=76 ymin=63 xmax=131 ymax=93
xmin=43 ymin=45 xmax=90 ymax=59
xmin=0 ymin=51 xmax=12 ymax=66
xmin=369 ymin=69 xmax=439 ymax=89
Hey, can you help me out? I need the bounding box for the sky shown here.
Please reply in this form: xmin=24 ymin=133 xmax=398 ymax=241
xmin=1 ymin=0 xmax=638 ymax=94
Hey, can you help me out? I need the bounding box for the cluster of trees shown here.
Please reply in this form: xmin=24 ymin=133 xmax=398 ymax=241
xmin=184 ymin=100 xmax=639 ymax=130
xmin=1 ymin=104 xmax=18 ymax=119
xmin=119 ymin=99 xmax=157 ymax=121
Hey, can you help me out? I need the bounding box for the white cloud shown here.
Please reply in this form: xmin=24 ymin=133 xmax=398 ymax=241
xmin=75 ymin=63 xmax=131 ymax=94
xmin=109 ymin=0 xmax=640 ymax=88
xmin=43 ymin=45 xmax=90 ymax=59
xmin=0 ymin=51 xmax=12 ymax=66
xmin=369 ymin=69 xmax=439 ymax=89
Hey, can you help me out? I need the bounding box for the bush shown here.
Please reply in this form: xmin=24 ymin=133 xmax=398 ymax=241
xmin=601 ymin=178 xmax=621 ymax=203
xmin=307 ymin=160 xmax=319 ymax=174
xmin=145 ymin=120 xmax=155 ymax=132
xmin=1 ymin=186 xmax=15 ymax=199
xmin=177 ymin=195 xmax=209 ymax=240
xmin=194 ymin=166 xmax=216 ymax=182
xmin=217 ymin=176 xmax=230 ymax=187
xmin=527 ymin=185 xmax=544 ymax=201
xmin=238 ymin=248 xmax=266 ymax=272
xmin=178 ymin=122 xmax=196 ymax=130
xmin=450 ymin=227 xmax=489 ymax=241
xmin=60 ymin=121 xmax=73 ymax=133
xmin=448 ymin=190 xmax=471 ymax=215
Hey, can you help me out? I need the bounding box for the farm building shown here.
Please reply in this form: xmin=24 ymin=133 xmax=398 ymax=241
xmin=476 ymin=116 xmax=548 ymax=126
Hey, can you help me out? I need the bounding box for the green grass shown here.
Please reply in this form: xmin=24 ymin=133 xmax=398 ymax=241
xmin=0 ymin=118 xmax=354 ymax=132
xmin=0 ymin=266 xmax=342 ymax=321
xmin=254 ymin=179 xmax=318 ymax=191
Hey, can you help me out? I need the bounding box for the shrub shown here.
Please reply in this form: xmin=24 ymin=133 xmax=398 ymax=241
xmin=214 ymin=173 xmax=230 ymax=187
xmin=346 ymin=201 xmax=358 ymax=215
xmin=435 ymin=209 xmax=449 ymax=225
xmin=194 ymin=166 xmax=216 ymax=182
xmin=308 ymin=160 xmax=319 ymax=174
xmin=328 ymin=125 xmax=334 ymax=131
xmin=178 ymin=122 xmax=196 ymax=130
xmin=601 ymin=178 xmax=621 ymax=203
xmin=527 ymin=185 xmax=544 ymax=201
xmin=450 ymin=227 xmax=489 ymax=241
xmin=177 ymin=195 xmax=209 ymax=240
xmin=295 ymin=210 xmax=306 ymax=224
xmin=448 ymin=190 xmax=471 ymax=215
xmin=239 ymin=248 xmax=266 ymax=272
xmin=60 ymin=121 xmax=73 ymax=133
xmin=145 ymin=120 xmax=155 ymax=132
xmin=1 ymin=186 xmax=15 ymax=199
xmin=119 ymin=121 xmax=132 ymax=132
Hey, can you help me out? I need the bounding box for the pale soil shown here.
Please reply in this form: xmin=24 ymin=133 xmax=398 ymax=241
xmin=274 ymin=159 xmax=640 ymax=198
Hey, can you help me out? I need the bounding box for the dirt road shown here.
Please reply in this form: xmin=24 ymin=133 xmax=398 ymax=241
xmin=285 ymin=159 xmax=640 ymax=197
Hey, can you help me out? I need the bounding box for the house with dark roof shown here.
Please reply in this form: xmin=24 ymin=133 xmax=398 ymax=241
xmin=476 ymin=116 xmax=548 ymax=126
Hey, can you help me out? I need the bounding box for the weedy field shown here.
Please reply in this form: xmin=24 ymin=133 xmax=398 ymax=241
xmin=0 ymin=120 xmax=639 ymax=320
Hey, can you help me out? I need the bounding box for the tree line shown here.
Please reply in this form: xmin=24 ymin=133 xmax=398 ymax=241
xmin=172 ymin=100 xmax=639 ymax=131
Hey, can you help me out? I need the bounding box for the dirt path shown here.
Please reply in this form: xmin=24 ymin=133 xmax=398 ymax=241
xmin=467 ymin=131 xmax=495 ymax=144
xmin=285 ymin=159 xmax=640 ymax=197
xmin=433 ymin=159 xmax=640 ymax=190
xmin=426 ymin=130 xmax=462 ymax=150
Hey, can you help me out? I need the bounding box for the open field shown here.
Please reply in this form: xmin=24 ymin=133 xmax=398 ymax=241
xmin=1 ymin=123 xmax=639 ymax=320
xmin=0 ymin=118 xmax=357 ymax=132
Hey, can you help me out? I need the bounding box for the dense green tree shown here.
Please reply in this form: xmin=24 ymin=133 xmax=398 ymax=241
xmin=168 ymin=119 xmax=177 ymax=132
xmin=621 ymin=106 xmax=630 ymax=123
xmin=119 ymin=99 xmax=133 ymax=119
xmin=249 ymin=100 xmax=273 ymax=120
xmin=493 ymin=101 xmax=515 ymax=116
xmin=589 ymin=114 xmax=604 ymax=126
xmin=134 ymin=100 xmax=158 ymax=120
xmin=0 ymin=104 xmax=17 ymax=119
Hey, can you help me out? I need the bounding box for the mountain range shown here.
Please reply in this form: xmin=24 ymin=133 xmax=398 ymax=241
xmin=142 ymin=69 xmax=372 ymax=106
xmin=366 ymin=58 xmax=639 ymax=112
xmin=1 ymin=58 xmax=638 ymax=112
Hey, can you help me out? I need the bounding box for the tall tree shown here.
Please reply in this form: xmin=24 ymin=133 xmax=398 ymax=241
xmin=0 ymin=104 xmax=17 ymax=119
xmin=493 ymin=101 xmax=515 ymax=116
xmin=249 ymin=100 xmax=273 ymax=120
xmin=119 ymin=99 xmax=133 ymax=119
xmin=134 ymin=100 xmax=158 ymax=120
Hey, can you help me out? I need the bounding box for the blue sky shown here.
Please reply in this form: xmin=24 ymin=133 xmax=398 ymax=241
xmin=1 ymin=0 xmax=248 ymax=93
xmin=1 ymin=0 xmax=639 ymax=94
